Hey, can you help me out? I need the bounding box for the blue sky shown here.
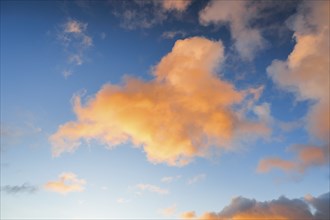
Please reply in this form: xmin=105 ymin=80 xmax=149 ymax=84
xmin=1 ymin=0 xmax=329 ymax=219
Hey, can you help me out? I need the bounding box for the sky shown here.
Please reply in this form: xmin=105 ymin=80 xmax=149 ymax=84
xmin=0 ymin=0 xmax=329 ymax=219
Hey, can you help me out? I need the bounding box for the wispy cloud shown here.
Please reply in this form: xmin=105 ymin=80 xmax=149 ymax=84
xmin=161 ymin=175 xmax=181 ymax=183
xmin=111 ymin=0 xmax=191 ymax=30
xmin=136 ymin=183 xmax=168 ymax=195
xmin=57 ymin=19 xmax=93 ymax=77
xmin=50 ymin=37 xmax=270 ymax=166
xmin=182 ymin=192 xmax=330 ymax=220
xmin=1 ymin=183 xmax=38 ymax=194
xmin=257 ymin=144 xmax=329 ymax=174
xmin=161 ymin=30 xmax=187 ymax=39
xmin=44 ymin=172 xmax=86 ymax=195
xmin=187 ymin=174 xmax=206 ymax=185
xmin=160 ymin=204 xmax=177 ymax=217
xmin=116 ymin=197 xmax=130 ymax=204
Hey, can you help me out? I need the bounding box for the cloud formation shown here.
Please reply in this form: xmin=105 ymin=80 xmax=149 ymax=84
xmin=161 ymin=175 xmax=181 ymax=183
xmin=136 ymin=183 xmax=168 ymax=195
xmin=112 ymin=0 xmax=191 ymax=30
xmin=44 ymin=172 xmax=86 ymax=195
xmin=261 ymin=0 xmax=329 ymax=173
xmin=182 ymin=192 xmax=330 ymax=220
xmin=199 ymin=0 xmax=265 ymax=60
xmin=187 ymin=174 xmax=206 ymax=185
xmin=257 ymin=145 xmax=329 ymax=173
xmin=58 ymin=19 xmax=93 ymax=77
xmin=1 ymin=183 xmax=38 ymax=194
xmin=50 ymin=37 xmax=270 ymax=166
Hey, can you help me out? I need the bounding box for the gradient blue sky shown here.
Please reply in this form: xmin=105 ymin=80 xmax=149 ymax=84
xmin=1 ymin=0 xmax=329 ymax=219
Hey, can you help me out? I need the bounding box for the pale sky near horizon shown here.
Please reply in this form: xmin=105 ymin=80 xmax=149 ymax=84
xmin=1 ymin=0 xmax=329 ymax=219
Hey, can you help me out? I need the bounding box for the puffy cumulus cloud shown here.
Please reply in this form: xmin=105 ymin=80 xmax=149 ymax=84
xmin=257 ymin=145 xmax=329 ymax=173
xmin=199 ymin=0 xmax=265 ymax=60
xmin=261 ymin=0 xmax=329 ymax=173
xmin=44 ymin=172 xmax=86 ymax=195
xmin=160 ymin=0 xmax=192 ymax=12
xmin=181 ymin=192 xmax=330 ymax=220
xmin=136 ymin=183 xmax=168 ymax=195
xmin=50 ymin=37 xmax=270 ymax=166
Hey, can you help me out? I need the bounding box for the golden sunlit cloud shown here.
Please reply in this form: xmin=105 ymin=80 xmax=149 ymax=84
xmin=257 ymin=145 xmax=329 ymax=173
xmin=44 ymin=172 xmax=86 ymax=195
xmin=50 ymin=37 xmax=270 ymax=166
xmin=260 ymin=0 xmax=329 ymax=173
xmin=181 ymin=192 xmax=330 ymax=220
xmin=160 ymin=0 xmax=192 ymax=12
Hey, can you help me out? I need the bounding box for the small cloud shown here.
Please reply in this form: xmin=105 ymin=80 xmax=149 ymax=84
xmin=160 ymin=0 xmax=192 ymax=12
xmin=57 ymin=18 xmax=93 ymax=77
xmin=180 ymin=211 xmax=196 ymax=219
xmin=100 ymin=32 xmax=106 ymax=40
xmin=62 ymin=69 xmax=73 ymax=79
xmin=160 ymin=204 xmax=176 ymax=217
xmin=116 ymin=197 xmax=130 ymax=204
xmin=188 ymin=174 xmax=206 ymax=185
xmin=101 ymin=186 xmax=108 ymax=191
xmin=1 ymin=183 xmax=38 ymax=194
xmin=161 ymin=31 xmax=186 ymax=39
xmin=136 ymin=183 xmax=168 ymax=195
xmin=44 ymin=172 xmax=86 ymax=195
xmin=161 ymin=175 xmax=181 ymax=183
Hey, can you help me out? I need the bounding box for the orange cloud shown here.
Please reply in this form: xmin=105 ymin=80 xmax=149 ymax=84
xmin=50 ymin=37 xmax=270 ymax=166
xmin=160 ymin=0 xmax=191 ymax=12
xmin=257 ymin=157 xmax=295 ymax=173
xmin=44 ymin=172 xmax=86 ymax=195
xmin=181 ymin=192 xmax=329 ymax=220
xmin=260 ymin=0 xmax=329 ymax=174
xmin=267 ymin=1 xmax=329 ymax=142
xmin=257 ymin=145 xmax=329 ymax=173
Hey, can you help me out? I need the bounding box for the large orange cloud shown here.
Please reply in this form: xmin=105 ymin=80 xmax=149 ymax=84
xmin=50 ymin=37 xmax=270 ymax=166
xmin=181 ymin=192 xmax=329 ymax=220
xmin=260 ymin=0 xmax=329 ymax=173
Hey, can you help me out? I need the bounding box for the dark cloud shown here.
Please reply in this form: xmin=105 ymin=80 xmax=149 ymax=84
xmin=1 ymin=183 xmax=38 ymax=194
xmin=182 ymin=192 xmax=330 ymax=220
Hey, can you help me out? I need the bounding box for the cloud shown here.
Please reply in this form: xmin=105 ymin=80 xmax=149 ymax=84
xmin=116 ymin=197 xmax=130 ymax=204
xmin=111 ymin=0 xmax=191 ymax=30
xmin=1 ymin=183 xmax=38 ymax=194
xmin=160 ymin=204 xmax=177 ymax=217
xmin=161 ymin=30 xmax=187 ymax=39
xmin=181 ymin=192 xmax=330 ymax=220
xmin=44 ymin=172 xmax=86 ymax=195
xmin=180 ymin=211 xmax=196 ymax=219
xmin=159 ymin=0 xmax=192 ymax=12
xmin=50 ymin=37 xmax=270 ymax=166
xmin=187 ymin=174 xmax=206 ymax=185
xmin=257 ymin=145 xmax=329 ymax=173
xmin=199 ymin=0 xmax=265 ymax=60
xmin=136 ymin=183 xmax=168 ymax=195
xmin=161 ymin=175 xmax=181 ymax=183
xmin=260 ymin=0 xmax=329 ymax=173
xmin=57 ymin=19 xmax=93 ymax=76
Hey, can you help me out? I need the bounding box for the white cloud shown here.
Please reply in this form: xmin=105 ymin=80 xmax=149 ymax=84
xmin=161 ymin=175 xmax=181 ymax=183
xmin=188 ymin=174 xmax=206 ymax=185
xmin=136 ymin=183 xmax=168 ymax=195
